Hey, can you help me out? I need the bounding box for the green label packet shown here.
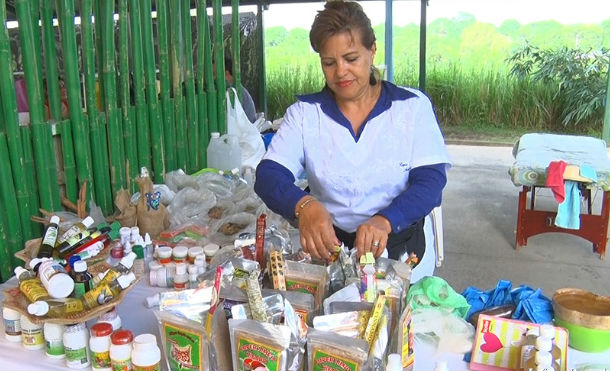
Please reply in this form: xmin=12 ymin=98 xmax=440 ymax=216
xmin=163 ymin=323 xmax=203 ymax=371
xmin=285 ymin=279 xmax=318 ymax=296
xmin=237 ymin=337 xmax=281 ymax=371
xmin=46 ymin=339 xmax=65 ymax=356
xmin=312 ymin=350 xmax=358 ymax=371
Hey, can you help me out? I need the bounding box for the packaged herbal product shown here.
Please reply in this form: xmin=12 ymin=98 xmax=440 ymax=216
xmin=155 ymin=311 xmax=211 ymax=371
xmin=284 ymin=261 xmax=328 ymax=311
xmin=307 ymin=329 xmax=370 ymax=371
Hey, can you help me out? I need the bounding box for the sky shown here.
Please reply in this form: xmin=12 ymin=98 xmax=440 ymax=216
xmin=261 ymin=0 xmax=610 ymax=30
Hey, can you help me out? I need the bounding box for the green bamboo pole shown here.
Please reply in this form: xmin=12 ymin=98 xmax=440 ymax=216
xmin=257 ymin=3 xmax=267 ymax=116
xmin=212 ymin=0 xmax=226 ymax=134
xmin=231 ymin=0 xmax=241 ymax=100
xmin=93 ymin=0 xmax=105 ymax=110
xmin=157 ymin=0 xmax=176 ymax=171
xmin=203 ymin=1 xmax=218 ymax=137
xmin=15 ymin=0 xmax=61 ymax=212
xmin=100 ymin=0 xmax=126 ymax=199
xmin=30 ymin=0 xmax=44 ymax=99
xmin=40 ymin=1 xmax=61 ymax=121
xmin=129 ymin=0 xmax=152 ymax=173
xmin=81 ymin=0 xmax=112 ymax=215
xmin=0 ymin=198 xmax=12 ymax=281
xmin=170 ymin=0 xmax=187 ymax=171
xmin=0 ymin=132 xmax=23 ymax=269
xmin=196 ymin=0 xmax=209 ymax=167
xmin=181 ymin=0 xmax=199 ymax=172
xmin=19 ymin=126 xmax=40 ymax=235
xmin=0 ymin=0 xmax=33 ymax=240
xmin=57 ymin=0 xmax=94 ymax=207
xmin=140 ymin=0 xmax=165 ymax=182
xmin=118 ymin=0 xmax=138 ymax=192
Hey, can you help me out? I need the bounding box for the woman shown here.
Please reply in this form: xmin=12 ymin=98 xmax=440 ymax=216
xmin=254 ymin=0 xmax=450 ymax=268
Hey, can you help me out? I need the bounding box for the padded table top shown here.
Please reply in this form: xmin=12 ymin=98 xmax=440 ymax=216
xmin=508 ymin=133 xmax=610 ymax=191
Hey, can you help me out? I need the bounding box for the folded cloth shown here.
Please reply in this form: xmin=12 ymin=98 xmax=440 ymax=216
xmin=580 ymin=164 xmax=598 ymax=182
xmin=546 ymin=160 xmax=568 ymax=203
xmin=555 ymin=180 xmax=581 ymax=229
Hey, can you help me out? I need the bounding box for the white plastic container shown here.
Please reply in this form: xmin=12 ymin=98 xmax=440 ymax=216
xmin=131 ymin=333 xmax=161 ymax=371
xmin=187 ymin=246 xmax=204 ymax=263
xmin=20 ymin=314 xmax=44 ymax=350
xmin=3 ymin=306 xmax=21 ymax=342
xmin=98 ymin=308 xmax=122 ymax=331
xmin=194 ymin=255 xmax=207 ymax=274
xmin=156 ymin=246 xmax=172 ymax=265
xmin=38 ymin=259 xmax=75 ymax=298
xmin=207 ymin=132 xmax=241 ymax=171
xmin=174 ymin=263 xmax=187 ymax=290
xmin=119 ymin=227 xmax=132 ymax=246
xmin=44 ymin=322 xmax=66 ymax=359
xmin=89 ymin=322 xmax=113 ymax=371
xmin=63 ymin=322 xmax=90 ymax=368
xmin=203 ymin=243 xmax=219 ymax=264
xmin=110 ymin=329 xmax=133 ymax=371
xmin=172 ymin=245 xmax=188 ymax=263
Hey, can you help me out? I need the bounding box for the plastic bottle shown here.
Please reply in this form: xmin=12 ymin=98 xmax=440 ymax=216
xmin=206 ymin=132 xmax=222 ymax=169
xmin=57 ymin=216 xmax=95 ymax=247
xmin=99 ymin=252 xmax=136 ymax=287
xmin=188 ymin=265 xmax=199 ymax=289
xmin=3 ymin=306 xmax=22 ymax=342
xmin=71 ymin=260 xmax=93 ymax=298
xmin=28 ymin=297 xmax=85 ymax=318
xmin=20 ymin=314 xmax=44 ymax=350
xmin=174 ymin=263 xmax=187 ymax=290
xmin=63 ymin=322 xmax=90 ymax=369
xmin=44 ymin=322 xmax=66 ymax=359
xmin=37 ymin=215 xmax=60 ymax=258
xmin=130 ymin=226 xmax=140 ymax=244
xmin=132 ymin=333 xmax=161 ymax=371
xmin=89 ymin=322 xmax=113 ymax=371
xmin=194 ymin=255 xmax=206 ymax=274
xmin=37 ymin=258 xmax=75 ymax=298
xmin=520 ymin=327 xmax=541 ymax=368
xmin=143 ymin=233 xmax=154 ymax=266
xmin=172 ymin=245 xmax=188 ymax=263
xmin=61 ymin=225 xmax=116 ymax=259
xmin=98 ymin=308 xmax=122 ymax=331
xmin=539 ymin=324 xmax=562 ymax=367
xmin=187 ymin=246 xmax=204 ymax=264
xmin=14 ymin=266 xmax=51 ymax=303
xmin=110 ymin=329 xmax=134 ymax=371
xmin=203 ymin=243 xmax=219 ymax=264
xmin=132 ymin=245 xmax=146 ymax=276
xmin=156 ymin=246 xmax=172 ymax=265
xmin=82 ymin=273 xmax=136 ymax=310
xmin=224 ymin=134 xmax=242 ymax=171
xmin=119 ymin=227 xmax=132 ymax=246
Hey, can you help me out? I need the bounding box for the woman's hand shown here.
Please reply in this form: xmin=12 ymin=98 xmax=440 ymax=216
xmin=355 ymin=215 xmax=392 ymax=258
xmin=296 ymin=197 xmax=340 ymax=260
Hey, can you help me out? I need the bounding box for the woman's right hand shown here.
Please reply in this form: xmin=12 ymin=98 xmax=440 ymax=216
xmin=296 ymin=197 xmax=340 ymax=260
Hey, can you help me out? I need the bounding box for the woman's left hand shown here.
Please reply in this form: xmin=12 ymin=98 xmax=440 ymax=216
xmin=354 ymin=215 xmax=392 ymax=258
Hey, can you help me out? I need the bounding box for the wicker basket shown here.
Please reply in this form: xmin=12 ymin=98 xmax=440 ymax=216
xmin=15 ymin=238 xmax=111 ymax=269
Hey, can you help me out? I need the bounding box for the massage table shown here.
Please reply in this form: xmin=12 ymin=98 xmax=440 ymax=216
xmin=509 ymin=133 xmax=610 ymax=259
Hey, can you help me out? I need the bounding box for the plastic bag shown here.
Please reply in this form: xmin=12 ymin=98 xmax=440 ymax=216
xmin=168 ymin=187 xmax=216 ymax=228
xmin=226 ymin=88 xmax=266 ymax=170
xmin=411 ymin=307 xmax=475 ymax=354
xmin=406 ymin=276 xmax=471 ymax=319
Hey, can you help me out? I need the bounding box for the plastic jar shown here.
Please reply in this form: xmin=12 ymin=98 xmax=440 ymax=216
xmin=149 ymin=266 xmax=168 ymax=288
xmin=110 ymin=329 xmax=134 ymax=371
xmin=3 ymin=306 xmax=21 ymax=342
xmin=38 ymin=259 xmax=75 ymax=298
xmin=20 ymin=314 xmax=44 ymax=350
xmin=149 ymin=260 xmax=162 ymax=272
xmin=44 ymin=322 xmax=66 ymax=358
xmin=156 ymin=246 xmax=172 ymax=265
xmin=174 ymin=263 xmax=187 ymax=290
xmin=98 ymin=308 xmax=122 ymax=331
xmin=203 ymin=243 xmax=219 ymax=264
xmin=63 ymin=322 xmax=90 ymax=369
xmin=119 ymin=227 xmax=132 ymax=246
xmin=187 ymin=246 xmax=204 ymax=263
xmin=89 ymin=322 xmax=113 ymax=371
xmin=172 ymin=245 xmax=188 ymax=263
xmin=132 ymin=333 xmax=161 ymax=371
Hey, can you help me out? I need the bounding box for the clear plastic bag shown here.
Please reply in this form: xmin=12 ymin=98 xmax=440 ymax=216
xmin=168 ymin=187 xmax=217 ymax=228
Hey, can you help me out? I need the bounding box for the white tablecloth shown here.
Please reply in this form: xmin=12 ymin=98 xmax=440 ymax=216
xmin=1 ymin=277 xmax=609 ymax=371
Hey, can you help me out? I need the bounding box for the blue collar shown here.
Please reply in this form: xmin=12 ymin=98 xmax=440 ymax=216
xmin=297 ymin=81 xmax=418 ymax=141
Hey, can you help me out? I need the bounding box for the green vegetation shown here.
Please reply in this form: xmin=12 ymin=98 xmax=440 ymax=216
xmin=265 ymin=14 xmax=610 ymax=137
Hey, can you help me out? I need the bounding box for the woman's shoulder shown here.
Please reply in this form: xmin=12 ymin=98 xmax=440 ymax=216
xmin=382 ymin=80 xmax=425 ymax=100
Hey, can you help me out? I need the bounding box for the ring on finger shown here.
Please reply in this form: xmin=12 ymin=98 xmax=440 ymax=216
xmin=372 ymin=240 xmax=380 ymax=247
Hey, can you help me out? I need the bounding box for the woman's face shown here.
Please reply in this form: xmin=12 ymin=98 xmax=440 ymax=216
xmin=319 ymin=30 xmax=376 ymax=102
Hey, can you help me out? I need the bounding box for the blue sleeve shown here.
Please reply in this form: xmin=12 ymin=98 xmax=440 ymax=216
xmin=254 ymin=159 xmax=308 ymax=221
xmin=377 ymin=163 xmax=447 ymax=233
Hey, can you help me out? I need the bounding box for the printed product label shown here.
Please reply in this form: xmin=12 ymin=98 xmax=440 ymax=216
xmin=22 ymin=328 xmax=44 ymax=346
xmin=42 ymin=227 xmax=58 ymax=246
xmin=237 ymin=336 xmax=281 ymax=371
xmin=312 ymin=349 xmax=358 ymax=371
xmin=3 ymin=318 xmax=21 ymax=336
xmin=133 ymin=362 xmax=160 ymax=371
xmin=163 ymin=322 xmax=203 ymax=371
xmin=111 ymin=358 xmax=132 ymax=371
xmin=91 ymin=350 xmax=111 ymax=369
xmin=20 ymin=280 xmax=49 ymax=302
xmin=74 ymin=282 xmax=86 ymax=298
xmin=46 ymin=338 xmax=65 ymax=356
xmin=401 ymin=309 xmax=414 ymax=368
xmin=83 ymin=284 xmax=115 ymax=308
xmin=294 ymin=309 xmax=309 ymax=324
xmin=65 ymin=346 xmax=89 ymax=365
xmin=40 ymin=262 xmax=68 ymax=283
xmin=285 ymin=278 xmax=318 ymax=296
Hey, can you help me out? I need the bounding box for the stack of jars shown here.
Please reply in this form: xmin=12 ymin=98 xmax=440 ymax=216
xmin=148 ymin=244 xmax=209 ymax=289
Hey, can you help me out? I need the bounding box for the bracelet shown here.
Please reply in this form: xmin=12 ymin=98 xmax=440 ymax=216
xmin=295 ymin=197 xmax=316 ymax=218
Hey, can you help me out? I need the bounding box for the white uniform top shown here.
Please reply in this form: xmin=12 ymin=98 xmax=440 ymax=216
xmin=264 ymin=82 xmax=451 ymax=232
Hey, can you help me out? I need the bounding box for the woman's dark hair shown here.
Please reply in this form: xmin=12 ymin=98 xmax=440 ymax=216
xmin=309 ymin=0 xmax=376 ymax=53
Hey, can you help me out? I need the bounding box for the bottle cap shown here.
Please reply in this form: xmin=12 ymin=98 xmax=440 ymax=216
xmin=91 ymin=322 xmax=113 ymax=337
xmin=110 ymin=329 xmax=134 ymax=345
xmin=173 ymin=245 xmax=188 ymax=259
xmin=203 ymin=243 xmax=219 ymax=257
xmin=117 ymin=272 xmax=136 ymax=289
xmin=47 ymin=272 xmax=75 ymax=299
xmin=145 ymin=294 xmax=160 ymax=308
xmin=534 ymin=351 xmax=553 ymax=366
xmin=539 ymin=324 xmax=556 ymax=340
xmin=130 ymin=226 xmax=140 ymax=237
xmin=211 ymin=132 xmax=220 ymax=138
xmin=68 ymin=255 xmax=82 ymax=269
xmin=73 ymin=260 xmax=87 ymax=273
xmin=385 ymin=353 xmax=402 ymax=371
xmin=144 ymin=233 xmax=152 ymax=245
xmin=120 ymin=252 xmax=136 ymax=269
xmin=82 ymin=216 xmax=95 ymax=228
xmin=28 ymin=258 xmax=42 ymax=270
xmin=27 ymin=301 xmax=49 ymax=316
xmin=188 ymin=246 xmax=204 ymax=258
xmin=14 ymin=266 xmax=28 ymax=278
xmin=133 ymin=245 xmax=144 ymax=259
xmin=50 ymin=215 xmax=60 ymax=225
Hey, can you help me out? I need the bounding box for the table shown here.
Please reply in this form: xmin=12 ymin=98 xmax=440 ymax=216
xmin=509 ymin=133 xmax=610 ymax=259
xmin=1 ymin=277 xmax=609 ymax=370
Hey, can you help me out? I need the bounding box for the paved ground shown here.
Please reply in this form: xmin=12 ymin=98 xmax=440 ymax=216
xmin=435 ymin=144 xmax=610 ymax=298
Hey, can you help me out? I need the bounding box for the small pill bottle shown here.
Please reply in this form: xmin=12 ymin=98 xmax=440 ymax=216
xmin=172 ymin=245 xmax=188 ymax=263
xmin=203 ymin=243 xmax=219 ymax=264
xmin=2 ymin=306 xmax=22 ymax=342
xmin=173 ymin=263 xmax=188 ymax=290
xmin=63 ymin=322 xmax=90 ymax=369
xmin=89 ymin=322 xmax=113 ymax=371
xmin=132 ymin=333 xmax=161 ymax=371
xmin=187 ymin=246 xmax=204 ymax=263
xmin=44 ymin=322 xmax=66 ymax=359
xmin=110 ymin=329 xmax=134 ymax=371
xmin=156 ymin=246 xmax=172 ymax=265
xmin=21 ymin=314 xmax=44 ymax=350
